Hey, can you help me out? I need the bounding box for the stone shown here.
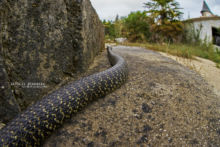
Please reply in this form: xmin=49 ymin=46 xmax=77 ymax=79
xmin=0 ymin=56 xmax=21 ymax=123
xmin=142 ymin=103 xmax=152 ymax=113
xmin=0 ymin=0 xmax=104 ymax=122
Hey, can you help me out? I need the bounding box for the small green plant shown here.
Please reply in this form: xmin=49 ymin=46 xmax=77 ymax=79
xmin=216 ymin=64 xmax=220 ymax=69
xmin=182 ymin=22 xmax=202 ymax=45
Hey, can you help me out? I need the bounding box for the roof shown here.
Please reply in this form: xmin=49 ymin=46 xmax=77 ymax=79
xmin=201 ymin=1 xmax=213 ymax=14
xmin=184 ymin=16 xmax=220 ymax=23
xmin=183 ymin=1 xmax=220 ymax=23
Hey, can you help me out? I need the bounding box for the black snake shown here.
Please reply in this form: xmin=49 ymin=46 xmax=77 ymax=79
xmin=0 ymin=46 xmax=128 ymax=146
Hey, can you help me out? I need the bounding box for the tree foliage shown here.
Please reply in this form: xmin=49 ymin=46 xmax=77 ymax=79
xmin=151 ymin=21 xmax=184 ymax=42
xmin=102 ymin=15 xmax=124 ymax=40
xmin=144 ymin=0 xmax=184 ymax=42
xmin=144 ymin=0 xmax=183 ymax=24
xmin=123 ymin=11 xmax=151 ymax=42
xmin=102 ymin=13 xmax=151 ymax=42
xmin=102 ymin=20 xmax=116 ymax=39
xmin=103 ymin=0 xmax=184 ymax=43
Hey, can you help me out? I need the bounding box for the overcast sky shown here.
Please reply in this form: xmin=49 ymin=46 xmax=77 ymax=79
xmin=90 ymin=0 xmax=220 ymax=21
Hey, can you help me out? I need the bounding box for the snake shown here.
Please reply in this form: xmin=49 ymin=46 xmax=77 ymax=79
xmin=0 ymin=46 xmax=128 ymax=146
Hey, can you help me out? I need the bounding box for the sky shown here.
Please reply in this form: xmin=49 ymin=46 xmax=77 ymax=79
xmin=90 ymin=0 xmax=220 ymax=21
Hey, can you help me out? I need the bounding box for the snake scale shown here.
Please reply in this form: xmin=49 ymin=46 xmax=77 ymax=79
xmin=0 ymin=46 xmax=128 ymax=146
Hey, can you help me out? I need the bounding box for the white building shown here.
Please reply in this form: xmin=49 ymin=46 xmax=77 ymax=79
xmin=185 ymin=1 xmax=220 ymax=46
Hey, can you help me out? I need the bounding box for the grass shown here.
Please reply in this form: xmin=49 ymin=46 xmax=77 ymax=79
xmin=122 ymin=42 xmax=220 ymax=67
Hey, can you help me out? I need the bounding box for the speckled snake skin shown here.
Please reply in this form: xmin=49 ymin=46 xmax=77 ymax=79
xmin=0 ymin=47 xmax=128 ymax=146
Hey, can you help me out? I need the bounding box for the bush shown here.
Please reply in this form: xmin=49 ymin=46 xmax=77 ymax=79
xmin=123 ymin=11 xmax=151 ymax=42
xmin=151 ymin=21 xmax=184 ymax=43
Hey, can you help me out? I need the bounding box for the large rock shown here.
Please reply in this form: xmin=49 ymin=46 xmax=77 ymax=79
xmin=0 ymin=56 xmax=21 ymax=123
xmin=0 ymin=0 xmax=104 ymax=123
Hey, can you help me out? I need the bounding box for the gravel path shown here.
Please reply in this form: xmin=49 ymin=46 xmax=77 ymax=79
xmin=44 ymin=46 xmax=220 ymax=147
xmin=159 ymin=52 xmax=220 ymax=97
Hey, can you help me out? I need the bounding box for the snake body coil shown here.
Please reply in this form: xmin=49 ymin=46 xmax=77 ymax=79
xmin=0 ymin=47 xmax=128 ymax=146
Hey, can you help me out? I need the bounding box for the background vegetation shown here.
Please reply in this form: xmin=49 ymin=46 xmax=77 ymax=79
xmin=103 ymin=0 xmax=220 ymax=67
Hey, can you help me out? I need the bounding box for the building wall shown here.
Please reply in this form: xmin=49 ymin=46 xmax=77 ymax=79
xmin=192 ymin=20 xmax=220 ymax=43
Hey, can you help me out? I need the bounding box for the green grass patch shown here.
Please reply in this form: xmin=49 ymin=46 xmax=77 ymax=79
xmin=123 ymin=42 xmax=220 ymax=65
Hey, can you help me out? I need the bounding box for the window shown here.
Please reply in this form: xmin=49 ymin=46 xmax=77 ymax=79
xmin=212 ymin=27 xmax=220 ymax=46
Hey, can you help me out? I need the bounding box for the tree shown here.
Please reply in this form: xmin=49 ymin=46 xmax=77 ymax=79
xmin=123 ymin=11 xmax=151 ymax=42
xmin=102 ymin=17 xmax=124 ymax=40
xmin=144 ymin=0 xmax=183 ymax=24
xmin=115 ymin=14 xmax=119 ymax=22
xmin=144 ymin=0 xmax=184 ymax=42
xmin=102 ymin=20 xmax=116 ymax=39
xmin=114 ymin=14 xmax=122 ymax=38
xmin=151 ymin=21 xmax=184 ymax=42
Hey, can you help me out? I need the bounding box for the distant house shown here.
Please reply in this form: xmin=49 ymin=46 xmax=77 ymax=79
xmin=185 ymin=1 xmax=220 ymax=47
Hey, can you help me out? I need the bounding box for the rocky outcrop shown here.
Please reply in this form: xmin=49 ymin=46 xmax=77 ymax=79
xmin=0 ymin=56 xmax=21 ymax=123
xmin=0 ymin=0 xmax=104 ymax=123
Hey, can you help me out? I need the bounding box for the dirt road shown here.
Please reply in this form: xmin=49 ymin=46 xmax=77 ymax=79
xmin=44 ymin=46 xmax=220 ymax=146
xmin=160 ymin=52 xmax=220 ymax=97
